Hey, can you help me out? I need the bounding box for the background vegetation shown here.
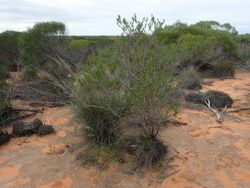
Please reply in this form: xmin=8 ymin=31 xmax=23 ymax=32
xmin=0 ymin=16 xmax=250 ymax=169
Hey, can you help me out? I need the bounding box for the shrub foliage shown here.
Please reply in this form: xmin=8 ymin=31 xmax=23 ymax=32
xmin=19 ymin=21 xmax=67 ymax=74
xmin=73 ymin=15 xmax=180 ymax=167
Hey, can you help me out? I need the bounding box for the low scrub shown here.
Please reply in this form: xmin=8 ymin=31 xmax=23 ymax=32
xmin=155 ymin=22 xmax=237 ymax=74
xmin=0 ymin=30 xmax=21 ymax=74
xmin=210 ymin=60 xmax=235 ymax=78
xmin=180 ymin=67 xmax=202 ymax=90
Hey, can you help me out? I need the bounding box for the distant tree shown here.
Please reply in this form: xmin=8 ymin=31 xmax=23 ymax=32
xmin=0 ymin=31 xmax=21 ymax=73
xmin=20 ymin=21 xmax=66 ymax=69
xmin=193 ymin=21 xmax=238 ymax=34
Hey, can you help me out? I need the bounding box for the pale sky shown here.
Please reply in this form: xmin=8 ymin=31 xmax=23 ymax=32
xmin=0 ymin=0 xmax=250 ymax=35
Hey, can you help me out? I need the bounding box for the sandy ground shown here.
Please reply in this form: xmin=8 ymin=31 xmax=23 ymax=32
xmin=0 ymin=70 xmax=250 ymax=188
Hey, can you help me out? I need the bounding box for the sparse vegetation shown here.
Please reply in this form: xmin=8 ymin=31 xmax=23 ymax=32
xmin=209 ymin=60 xmax=235 ymax=78
xmin=0 ymin=14 xmax=249 ymax=172
xmin=155 ymin=21 xmax=237 ymax=75
xmin=180 ymin=67 xmax=202 ymax=90
xmin=73 ymin=15 xmax=180 ymax=168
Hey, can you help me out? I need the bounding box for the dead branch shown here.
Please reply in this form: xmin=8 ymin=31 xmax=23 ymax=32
xmin=13 ymin=108 xmax=44 ymax=113
xmin=165 ymin=169 xmax=181 ymax=179
xmin=208 ymin=126 xmax=229 ymax=129
xmin=227 ymin=106 xmax=250 ymax=113
xmin=167 ymin=118 xmax=188 ymax=126
xmin=205 ymin=99 xmax=227 ymax=123
xmin=0 ymin=112 xmax=38 ymax=126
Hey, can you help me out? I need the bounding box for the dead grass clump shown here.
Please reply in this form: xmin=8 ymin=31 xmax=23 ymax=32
xmin=204 ymin=90 xmax=233 ymax=108
xmin=185 ymin=90 xmax=233 ymax=108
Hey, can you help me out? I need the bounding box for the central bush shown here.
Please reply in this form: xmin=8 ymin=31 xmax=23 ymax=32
xmin=72 ymin=16 xmax=180 ymax=168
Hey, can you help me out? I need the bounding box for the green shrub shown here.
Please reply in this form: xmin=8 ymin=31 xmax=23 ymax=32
xmin=73 ymin=15 xmax=180 ymax=168
xmin=155 ymin=22 xmax=237 ymax=74
xmin=20 ymin=21 xmax=66 ymax=67
xmin=210 ymin=60 xmax=235 ymax=78
xmin=69 ymin=39 xmax=90 ymax=49
xmin=73 ymin=65 xmax=127 ymax=145
xmin=180 ymin=67 xmax=202 ymax=90
xmin=0 ymin=31 xmax=21 ymax=75
xmin=235 ymin=34 xmax=250 ymax=61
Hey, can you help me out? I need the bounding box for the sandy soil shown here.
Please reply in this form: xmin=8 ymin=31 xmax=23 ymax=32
xmin=0 ymin=70 xmax=250 ymax=188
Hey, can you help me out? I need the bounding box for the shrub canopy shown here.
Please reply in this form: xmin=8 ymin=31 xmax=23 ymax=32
xmin=154 ymin=21 xmax=237 ymax=73
xmin=73 ymin=16 xmax=180 ymax=147
xmin=20 ymin=21 xmax=66 ymax=67
xmin=0 ymin=31 xmax=21 ymax=75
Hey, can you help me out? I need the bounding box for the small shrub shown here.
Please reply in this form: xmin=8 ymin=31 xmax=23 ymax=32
xmin=184 ymin=91 xmax=205 ymax=105
xmin=204 ymin=90 xmax=233 ymax=108
xmin=19 ymin=21 xmax=66 ymax=68
xmin=0 ymin=30 xmax=21 ymax=73
xmin=210 ymin=60 xmax=235 ymax=78
xmin=73 ymin=15 xmax=179 ymax=168
xmin=180 ymin=67 xmax=202 ymax=90
xmin=184 ymin=90 xmax=233 ymax=108
xmin=73 ymin=75 xmax=126 ymax=145
xmin=83 ymin=107 xmax=120 ymax=145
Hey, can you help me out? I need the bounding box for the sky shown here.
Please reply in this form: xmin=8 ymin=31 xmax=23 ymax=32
xmin=0 ymin=0 xmax=250 ymax=35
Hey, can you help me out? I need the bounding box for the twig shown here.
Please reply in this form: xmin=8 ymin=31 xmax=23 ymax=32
xmin=227 ymin=107 xmax=250 ymax=113
xmin=13 ymin=108 xmax=44 ymax=113
xmin=167 ymin=118 xmax=188 ymax=126
xmin=168 ymin=144 xmax=188 ymax=161
xmin=208 ymin=126 xmax=228 ymax=129
xmin=165 ymin=169 xmax=181 ymax=179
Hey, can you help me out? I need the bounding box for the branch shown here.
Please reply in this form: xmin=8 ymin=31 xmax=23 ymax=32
xmin=166 ymin=118 xmax=188 ymax=126
xmin=227 ymin=106 xmax=250 ymax=113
